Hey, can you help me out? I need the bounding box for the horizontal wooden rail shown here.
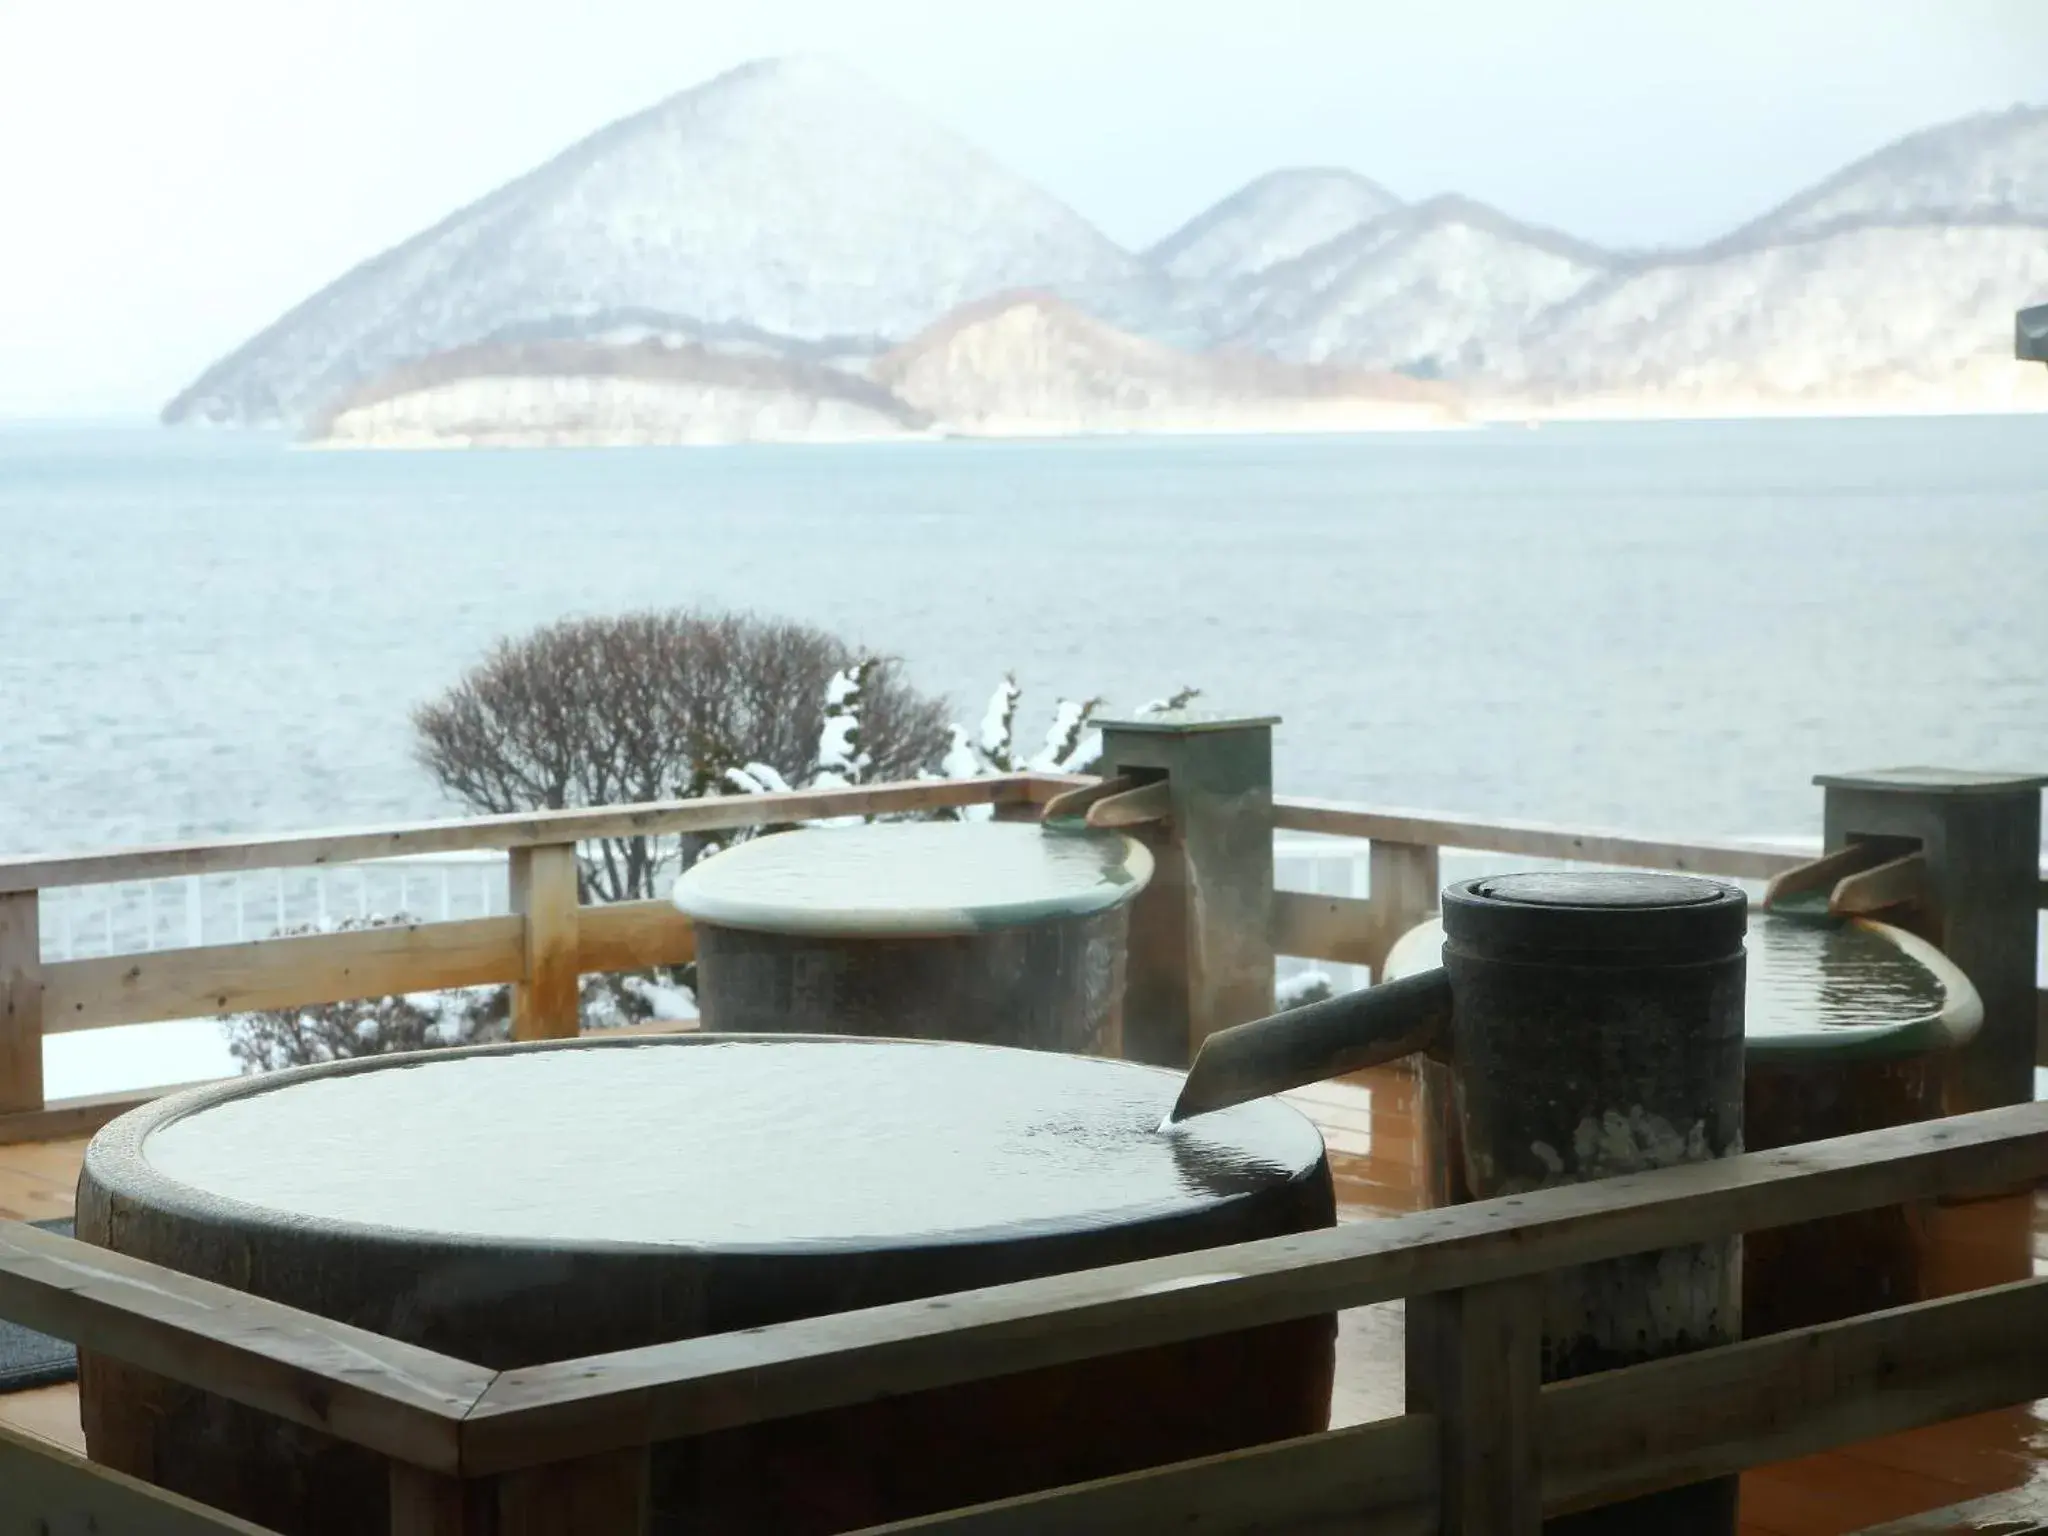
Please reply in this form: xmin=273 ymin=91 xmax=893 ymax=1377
xmin=1274 ymin=795 xmax=1811 ymax=882
xmin=0 ymin=1418 xmax=280 ymax=1535
xmin=1270 ymin=888 xmax=1390 ymax=969
xmin=0 ymin=1219 xmax=490 ymax=1471
xmin=0 ymin=775 xmax=1037 ymax=895
xmin=454 ymin=1101 xmax=2048 ymax=1473
xmin=869 ymin=1275 xmax=2048 ymax=1534
xmin=37 ymin=903 xmax=698 ymax=1034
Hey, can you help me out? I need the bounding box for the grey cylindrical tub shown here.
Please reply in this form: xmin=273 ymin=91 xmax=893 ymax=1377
xmin=672 ymin=821 xmax=1153 ymax=1055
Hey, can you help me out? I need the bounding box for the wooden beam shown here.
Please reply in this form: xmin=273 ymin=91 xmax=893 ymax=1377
xmin=0 ymin=1416 xmax=279 ymax=1535
xmin=574 ymin=900 xmax=695 ymax=974
xmin=0 ymin=892 xmax=43 ymax=1114
xmin=1414 ymin=1281 xmax=1540 ymax=1535
xmin=1830 ymin=850 xmax=1933 ymax=916
xmin=1269 ymin=889 xmax=1386 ymax=967
xmin=0 ymin=1219 xmax=488 ymax=1471
xmin=0 ymin=1081 xmax=220 ymax=1146
xmin=456 ymin=1101 xmax=2048 ymax=1473
xmin=511 ymin=846 xmax=580 ymax=1041
xmin=1371 ymin=841 xmax=1440 ymax=972
xmin=0 ymin=775 xmax=1035 ymax=896
xmin=1544 ymin=1275 xmax=2048 ymax=1516
xmin=41 ymin=916 xmax=525 ymax=1033
xmin=1273 ymin=798 xmax=1808 ymax=882
xmin=857 ymin=1412 xmax=1436 ymax=1535
xmin=392 ymin=1451 xmax=651 ymax=1536
xmin=848 ymin=1277 xmax=2048 ymax=1536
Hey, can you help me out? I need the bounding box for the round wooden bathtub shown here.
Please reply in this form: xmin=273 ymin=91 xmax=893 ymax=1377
xmin=671 ymin=821 xmax=1153 ymax=1056
xmin=76 ymin=1035 xmax=1334 ymax=1535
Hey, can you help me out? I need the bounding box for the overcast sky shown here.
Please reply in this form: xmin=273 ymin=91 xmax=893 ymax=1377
xmin=2 ymin=0 xmax=2044 ymax=418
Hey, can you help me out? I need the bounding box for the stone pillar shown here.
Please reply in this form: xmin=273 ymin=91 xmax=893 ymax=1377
xmin=1093 ymin=713 xmax=1277 ymax=1068
xmin=1816 ymin=770 xmax=2045 ymax=1116
xmin=1419 ymin=871 xmax=1748 ymax=1536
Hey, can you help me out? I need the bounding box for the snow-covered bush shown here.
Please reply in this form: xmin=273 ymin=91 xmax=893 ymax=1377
xmin=1276 ymin=969 xmax=1336 ymax=1011
xmin=925 ymin=678 xmax=1200 ymax=818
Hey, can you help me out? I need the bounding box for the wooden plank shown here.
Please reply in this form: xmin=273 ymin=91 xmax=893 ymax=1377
xmin=0 ymin=1083 xmax=218 ymax=1147
xmin=0 ymin=892 xmax=43 ymax=1114
xmin=575 ymin=900 xmax=695 ymax=974
xmin=1371 ymin=841 xmax=1440 ymax=974
xmin=496 ymin=1448 xmax=652 ymax=1536
xmin=1270 ymin=889 xmax=1384 ymax=967
xmin=863 ymin=1279 xmax=2048 ymax=1535
xmin=1414 ymin=1280 xmax=1540 ymax=1534
xmin=0 ymin=1219 xmax=489 ymax=1471
xmin=0 ymin=1416 xmax=278 ymax=1535
xmin=1545 ymin=1276 xmax=2048 ymax=1517
xmin=856 ymin=1411 xmax=1436 ymax=1536
xmin=0 ymin=776 xmax=1034 ymax=895
xmin=41 ymin=916 xmax=525 ymax=1033
xmin=391 ymin=1452 xmax=652 ymax=1536
xmin=1273 ymin=797 xmax=1809 ymax=881
xmin=511 ymin=845 xmax=580 ymax=1041
xmin=1832 ymin=851 xmax=1933 ymax=916
xmin=457 ymin=1101 xmax=2048 ymax=1473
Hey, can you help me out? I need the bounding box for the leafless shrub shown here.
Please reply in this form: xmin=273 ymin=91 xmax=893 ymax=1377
xmin=412 ymin=611 xmax=950 ymax=900
xmin=221 ymin=917 xmax=511 ymax=1074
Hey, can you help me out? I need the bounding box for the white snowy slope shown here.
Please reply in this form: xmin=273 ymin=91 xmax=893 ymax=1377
xmin=1723 ymin=105 xmax=2048 ymax=246
xmin=1506 ymin=224 xmax=2048 ymax=413
xmin=872 ymin=291 xmax=1462 ymax=436
xmin=1217 ymin=195 xmax=1614 ymax=378
xmin=310 ymin=340 xmax=930 ymax=447
xmin=165 ymin=56 xmax=1143 ymax=428
xmin=1145 ymin=168 xmax=1404 ymax=289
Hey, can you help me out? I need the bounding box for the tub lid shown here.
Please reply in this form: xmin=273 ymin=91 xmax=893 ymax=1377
xmin=1380 ymin=907 xmax=1981 ymax=1061
xmin=671 ymin=820 xmax=1154 ymax=936
xmin=100 ymin=1036 xmax=1323 ymax=1253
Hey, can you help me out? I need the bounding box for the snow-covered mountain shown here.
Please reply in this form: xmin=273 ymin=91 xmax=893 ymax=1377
xmin=871 ymin=291 xmax=1460 ymax=437
xmin=1146 ymin=168 xmax=1403 ymax=289
xmin=165 ymin=63 xmax=2048 ymax=434
xmin=1505 ymin=224 xmax=2048 ymax=411
xmin=165 ymin=56 xmax=1143 ymax=427
xmin=1720 ymin=105 xmax=2048 ymax=247
xmin=1216 ymin=196 xmax=1614 ymax=378
xmin=311 ymin=339 xmax=928 ymax=447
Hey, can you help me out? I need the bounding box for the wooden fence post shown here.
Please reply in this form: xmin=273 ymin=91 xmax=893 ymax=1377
xmin=510 ymin=844 xmax=581 ymax=1041
xmin=0 ymin=891 xmax=44 ymax=1117
xmin=1091 ymin=713 xmax=1277 ymax=1067
xmin=1408 ymin=1278 xmax=1542 ymax=1535
xmin=391 ymin=1449 xmax=651 ymax=1536
xmin=1368 ymin=840 xmax=1440 ymax=976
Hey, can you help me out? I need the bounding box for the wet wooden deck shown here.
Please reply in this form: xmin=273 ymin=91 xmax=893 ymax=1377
xmin=3 ymin=1067 xmax=2045 ymax=1534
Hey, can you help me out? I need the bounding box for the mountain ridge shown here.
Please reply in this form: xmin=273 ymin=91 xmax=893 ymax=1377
xmin=166 ymin=60 xmax=2048 ymax=430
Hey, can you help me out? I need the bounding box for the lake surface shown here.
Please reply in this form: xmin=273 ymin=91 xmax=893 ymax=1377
xmin=3 ymin=417 xmax=2045 ymax=858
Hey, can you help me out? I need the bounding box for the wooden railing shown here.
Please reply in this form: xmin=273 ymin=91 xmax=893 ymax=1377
xmin=5 ymin=1099 xmax=2047 ymax=1533
xmin=2 ymin=772 xmax=2042 ymax=1143
xmin=0 ymin=775 xmax=1045 ymax=1142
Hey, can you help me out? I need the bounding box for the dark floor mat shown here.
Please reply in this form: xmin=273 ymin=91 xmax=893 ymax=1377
xmin=0 ymin=1219 xmax=77 ymax=1392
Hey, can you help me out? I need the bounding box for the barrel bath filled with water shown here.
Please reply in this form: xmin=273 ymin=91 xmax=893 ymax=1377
xmin=75 ymin=1035 xmax=1334 ymax=1536
xmin=673 ymin=821 xmax=1153 ymax=1055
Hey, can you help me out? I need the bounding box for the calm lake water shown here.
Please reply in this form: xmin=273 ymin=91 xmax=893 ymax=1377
xmin=3 ymin=416 xmax=2045 ymax=858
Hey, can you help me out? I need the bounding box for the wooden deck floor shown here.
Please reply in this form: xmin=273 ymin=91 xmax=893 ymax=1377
xmin=4 ymin=1068 xmax=2045 ymax=1533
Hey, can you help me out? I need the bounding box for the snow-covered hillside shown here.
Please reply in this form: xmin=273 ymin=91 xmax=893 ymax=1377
xmin=311 ymin=340 xmax=927 ymax=447
xmin=872 ymin=291 xmax=1460 ymax=436
xmin=1218 ymin=197 xmax=1613 ymax=378
xmin=1724 ymin=106 xmax=2048 ymax=246
xmin=165 ymin=56 xmax=1142 ymax=427
xmin=1506 ymin=224 xmax=2048 ymax=411
xmin=1146 ymin=168 xmax=1402 ymax=289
